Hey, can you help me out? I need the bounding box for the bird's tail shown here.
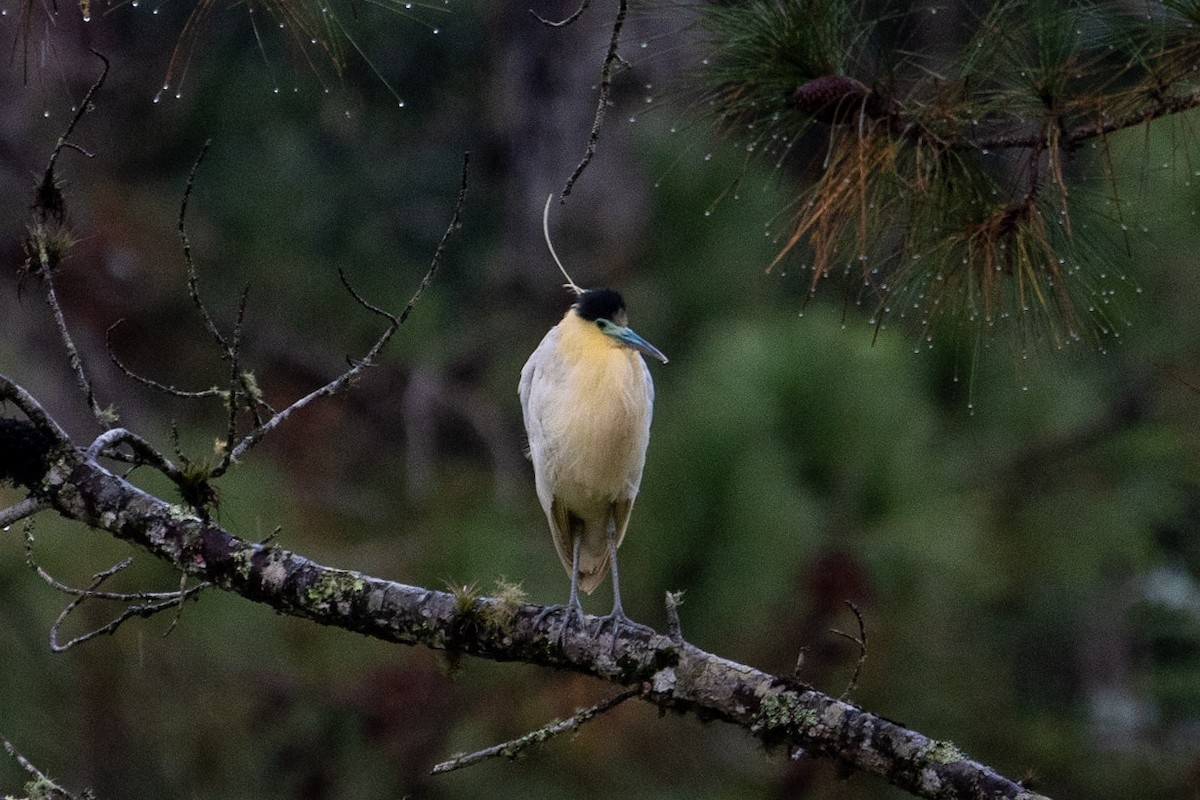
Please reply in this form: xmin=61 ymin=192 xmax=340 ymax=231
xmin=571 ymin=513 xmax=613 ymax=595
xmin=550 ymin=501 xmax=613 ymax=595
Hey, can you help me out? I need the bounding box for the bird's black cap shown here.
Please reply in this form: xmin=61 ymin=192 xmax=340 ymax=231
xmin=574 ymin=288 xmax=625 ymax=321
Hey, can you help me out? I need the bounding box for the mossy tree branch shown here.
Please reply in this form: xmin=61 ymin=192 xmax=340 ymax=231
xmin=0 ymin=382 xmax=1047 ymax=800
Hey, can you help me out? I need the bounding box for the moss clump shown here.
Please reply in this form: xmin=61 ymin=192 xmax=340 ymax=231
xmin=479 ymin=579 xmax=527 ymax=634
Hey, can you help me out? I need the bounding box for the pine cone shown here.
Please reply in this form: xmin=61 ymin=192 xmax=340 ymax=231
xmin=791 ymin=75 xmax=879 ymax=124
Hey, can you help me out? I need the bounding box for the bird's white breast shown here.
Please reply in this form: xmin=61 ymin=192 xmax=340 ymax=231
xmin=520 ymin=322 xmax=655 ymax=506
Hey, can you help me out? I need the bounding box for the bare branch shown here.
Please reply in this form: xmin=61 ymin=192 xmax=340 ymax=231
xmin=215 ymin=152 xmax=471 ymax=471
xmin=1 ymin=733 xmax=50 ymax=785
xmin=1 ymin=731 xmax=90 ymax=799
xmin=432 ymin=688 xmax=638 ymax=774
xmin=24 ymin=535 xmax=211 ymax=652
xmin=337 ymin=267 xmax=399 ymax=328
xmin=0 ymin=497 xmax=48 ymax=528
xmin=106 ymin=320 xmax=226 ymax=400
xmin=177 ymin=139 xmax=232 ymax=355
xmin=85 ymin=427 xmax=184 ymax=483
xmin=560 ymin=0 xmax=628 ymax=200
xmin=26 ymin=52 xmax=114 ymax=430
xmin=34 ymin=252 xmax=114 ymax=428
xmin=0 ymin=375 xmax=72 ymax=445
xmin=49 ymin=580 xmax=209 ymax=652
xmin=398 ymin=152 xmax=471 ymax=326
xmin=529 ymin=0 xmax=591 ymax=28
xmin=215 ymin=285 xmax=252 ymax=474
xmin=830 ymin=601 xmax=868 ymax=701
xmin=44 ymin=50 xmax=109 ymax=179
xmin=0 ymin=405 xmax=1048 ymax=800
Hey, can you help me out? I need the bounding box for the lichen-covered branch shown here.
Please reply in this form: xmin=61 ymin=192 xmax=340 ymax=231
xmin=2 ymin=730 xmax=93 ymax=799
xmin=431 ymin=688 xmax=639 ymax=774
xmin=0 ymin=388 xmax=1048 ymax=800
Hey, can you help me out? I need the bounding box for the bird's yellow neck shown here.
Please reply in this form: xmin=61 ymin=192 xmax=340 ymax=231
xmin=557 ymin=309 xmax=625 ymax=364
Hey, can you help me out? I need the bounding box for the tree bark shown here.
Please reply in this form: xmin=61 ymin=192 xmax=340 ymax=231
xmin=0 ymin=400 xmax=1048 ymax=800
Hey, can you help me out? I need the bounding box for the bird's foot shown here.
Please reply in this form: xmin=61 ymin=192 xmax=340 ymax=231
xmin=533 ymin=601 xmax=587 ymax=648
xmin=595 ymin=609 xmax=654 ymax=654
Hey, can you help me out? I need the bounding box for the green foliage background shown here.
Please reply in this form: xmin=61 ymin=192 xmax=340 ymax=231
xmin=0 ymin=2 xmax=1198 ymax=798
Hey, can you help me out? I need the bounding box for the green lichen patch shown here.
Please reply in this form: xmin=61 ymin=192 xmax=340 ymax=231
xmin=918 ymin=739 xmax=965 ymax=765
xmin=752 ymin=690 xmax=819 ymax=745
xmin=303 ymin=569 xmax=367 ymax=612
xmin=231 ymin=546 xmax=254 ymax=581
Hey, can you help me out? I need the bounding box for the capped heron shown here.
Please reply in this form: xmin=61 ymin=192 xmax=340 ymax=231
xmin=520 ymin=286 xmax=668 ymax=641
xmin=519 ymin=198 xmax=667 ymax=642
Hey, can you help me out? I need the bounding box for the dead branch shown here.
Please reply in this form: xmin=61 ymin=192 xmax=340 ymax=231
xmin=530 ymin=0 xmax=591 ymax=28
xmin=560 ymin=0 xmax=628 ymax=200
xmin=0 ymin=497 xmax=48 ymax=529
xmin=0 ymin=396 xmax=1050 ymax=800
xmin=216 ymin=151 xmax=470 ymax=470
xmin=1 ymin=730 xmax=94 ymax=799
xmin=431 ymin=688 xmax=638 ymax=774
xmin=106 ymin=319 xmax=228 ymax=400
xmin=831 ymin=600 xmax=868 ymax=701
xmin=23 ymin=532 xmax=212 ymax=652
xmin=27 ymin=51 xmax=113 ymax=430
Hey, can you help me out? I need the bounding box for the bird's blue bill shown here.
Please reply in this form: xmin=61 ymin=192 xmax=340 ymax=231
xmin=608 ymin=326 xmax=669 ymax=364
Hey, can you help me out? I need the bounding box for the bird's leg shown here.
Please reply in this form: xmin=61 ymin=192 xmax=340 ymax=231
xmin=562 ymin=535 xmax=586 ymax=639
xmin=596 ymin=523 xmax=652 ymax=651
xmin=533 ymin=536 xmax=586 ymax=647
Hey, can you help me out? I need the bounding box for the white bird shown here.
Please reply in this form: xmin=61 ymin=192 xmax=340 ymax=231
xmin=520 ymin=285 xmax=667 ymax=641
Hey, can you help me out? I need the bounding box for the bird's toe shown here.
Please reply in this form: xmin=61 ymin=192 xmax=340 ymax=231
xmin=534 ymin=601 xmax=588 ymax=648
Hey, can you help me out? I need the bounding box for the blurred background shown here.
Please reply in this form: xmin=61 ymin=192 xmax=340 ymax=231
xmin=0 ymin=1 xmax=1198 ymax=798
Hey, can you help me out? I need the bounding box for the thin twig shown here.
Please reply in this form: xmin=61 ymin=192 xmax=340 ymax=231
xmin=24 ymin=535 xmax=210 ymax=652
xmin=0 ymin=497 xmax=48 ymax=528
xmin=0 ymin=375 xmax=72 ymax=445
xmin=560 ymin=0 xmax=627 ymax=200
xmin=49 ymin=587 xmax=206 ymax=651
xmin=1 ymin=731 xmax=84 ymax=799
xmin=86 ymin=428 xmax=182 ymax=480
xmin=1 ymin=733 xmax=49 ymax=783
xmin=431 ymin=688 xmax=639 ymax=774
xmin=664 ymin=590 xmax=684 ymax=643
xmin=30 ymin=52 xmax=113 ymax=431
xmin=177 ymin=139 xmax=231 ymax=354
xmin=530 ymin=0 xmax=590 ymax=27
xmin=216 ymin=285 xmax=251 ymax=474
xmin=163 ymin=568 xmax=194 ymax=638
xmin=216 ymin=152 xmax=470 ymax=470
xmin=36 ymin=253 xmax=113 ymax=428
xmin=398 ymin=152 xmax=471 ymax=326
xmin=106 ymin=320 xmax=226 ymax=399
xmin=44 ymin=50 xmax=109 ymax=179
xmin=830 ymin=601 xmax=868 ymax=701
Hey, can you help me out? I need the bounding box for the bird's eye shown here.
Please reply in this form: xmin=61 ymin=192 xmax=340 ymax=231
xmin=596 ymin=319 xmax=608 ymax=330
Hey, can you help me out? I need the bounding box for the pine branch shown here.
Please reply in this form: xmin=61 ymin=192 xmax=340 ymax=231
xmin=700 ymin=0 xmax=1200 ymax=345
xmin=0 ymin=378 xmax=1048 ymax=800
